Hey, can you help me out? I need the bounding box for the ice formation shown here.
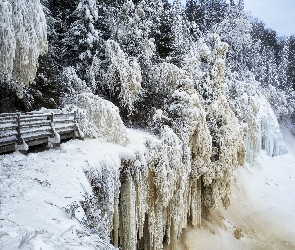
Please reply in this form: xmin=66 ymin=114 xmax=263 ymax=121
xmin=205 ymin=95 xmax=245 ymax=210
xmin=152 ymin=62 xmax=186 ymax=95
xmin=106 ymin=50 xmax=245 ymax=249
xmin=227 ymin=77 xmax=287 ymax=165
xmin=245 ymin=95 xmax=287 ymax=164
xmin=0 ymin=0 xmax=47 ymax=95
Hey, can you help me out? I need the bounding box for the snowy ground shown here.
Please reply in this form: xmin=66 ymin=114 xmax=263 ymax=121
xmin=0 ymin=137 xmax=137 ymax=249
xmin=178 ymin=126 xmax=295 ymax=250
xmin=1 ymin=127 xmax=295 ymax=249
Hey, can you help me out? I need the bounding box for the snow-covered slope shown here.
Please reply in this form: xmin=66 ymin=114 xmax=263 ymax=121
xmin=0 ymin=138 xmax=137 ymax=249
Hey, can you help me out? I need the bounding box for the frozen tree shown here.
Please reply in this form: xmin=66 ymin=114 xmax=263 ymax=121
xmin=278 ymin=38 xmax=290 ymax=90
xmin=169 ymin=0 xmax=192 ymax=66
xmin=204 ymin=95 xmax=245 ymax=210
xmin=168 ymin=78 xmax=212 ymax=178
xmin=61 ymin=66 xmax=92 ymax=106
xmin=62 ymin=0 xmax=102 ymax=82
xmin=0 ymin=0 xmax=48 ymax=96
xmin=212 ymin=6 xmax=253 ymax=75
xmin=184 ymin=33 xmax=229 ymax=105
xmin=91 ymin=40 xmax=142 ymax=112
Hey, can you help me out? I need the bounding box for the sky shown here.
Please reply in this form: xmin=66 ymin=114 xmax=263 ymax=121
xmin=243 ymin=0 xmax=295 ymax=37
xmin=173 ymin=0 xmax=295 ymax=37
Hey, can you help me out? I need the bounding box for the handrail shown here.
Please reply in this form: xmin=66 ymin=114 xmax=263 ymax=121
xmin=0 ymin=111 xmax=80 ymax=154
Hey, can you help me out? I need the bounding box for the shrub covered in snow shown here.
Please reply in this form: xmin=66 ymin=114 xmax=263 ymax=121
xmin=205 ymin=95 xmax=245 ymax=210
xmin=75 ymin=93 xmax=129 ymax=146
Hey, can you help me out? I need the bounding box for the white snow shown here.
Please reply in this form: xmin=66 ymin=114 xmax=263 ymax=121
xmin=0 ymin=137 xmax=136 ymax=249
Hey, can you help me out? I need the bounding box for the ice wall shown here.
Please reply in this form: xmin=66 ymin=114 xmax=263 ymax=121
xmin=245 ymin=97 xmax=287 ymax=165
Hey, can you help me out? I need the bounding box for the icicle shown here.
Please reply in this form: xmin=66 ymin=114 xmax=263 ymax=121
xmin=119 ymin=177 xmax=137 ymax=250
xmin=113 ymin=205 xmax=119 ymax=247
xmin=190 ymin=179 xmax=202 ymax=228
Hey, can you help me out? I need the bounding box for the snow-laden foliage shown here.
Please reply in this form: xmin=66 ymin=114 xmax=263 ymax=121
xmin=152 ymin=62 xmax=186 ymax=95
xmin=263 ymin=84 xmax=295 ymax=122
xmin=213 ymin=7 xmax=252 ymax=53
xmin=0 ymin=0 xmax=47 ymax=95
xmin=205 ymin=95 xmax=245 ymax=210
xmin=168 ymin=79 xmax=212 ymax=178
xmin=0 ymin=1 xmax=15 ymax=81
xmin=185 ymin=33 xmax=229 ymax=105
xmin=144 ymin=126 xmax=190 ymax=249
xmin=67 ymin=0 xmax=101 ymax=78
xmin=92 ymin=40 xmax=142 ymax=112
xmin=62 ymin=67 xmax=92 ymax=105
xmin=116 ymin=0 xmax=159 ymax=61
xmin=75 ymin=93 xmax=129 ymax=146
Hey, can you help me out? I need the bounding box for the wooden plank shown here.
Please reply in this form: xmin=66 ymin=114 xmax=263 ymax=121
xmin=0 ymin=119 xmax=17 ymax=124
xmin=21 ymin=126 xmax=51 ymax=135
xmin=60 ymin=132 xmax=74 ymax=140
xmin=20 ymin=117 xmax=50 ymax=123
xmin=55 ymin=127 xmax=75 ymax=133
xmin=54 ymin=113 xmax=73 ymax=117
xmin=0 ymin=131 xmax=18 ymax=138
xmin=16 ymin=113 xmax=21 ymax=145
xmin=0 ymin=136 xmax=17 ymax=146
xmin=22 ymin=132 xmax=51 ymax=141
xmin=26 ymin=137 xmax=48 ymax=147
xmin=54 ymin=118 xmax=74 ymax=123
xmin=20 ymin=113 xmax=50 ymax=119
xmin=0 ymin=124 xmax=18 ymax=131
xmin=0 ymin=113 xmax=16 ymax=116
xmin=0 ymin=143 xmax=15 ymax=154
xmin=20 ymin=120 xmax=51 ymax=128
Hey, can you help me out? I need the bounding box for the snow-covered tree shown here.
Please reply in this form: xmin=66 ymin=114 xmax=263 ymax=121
xmin=61 ymin=0 xmax=102 ymax=82
xmin=0 ymin=0 xmax=48 ymax=96
xmin=91 ymin=40 xmax=142 ymax=112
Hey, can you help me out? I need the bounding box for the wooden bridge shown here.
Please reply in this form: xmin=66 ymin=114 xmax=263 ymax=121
xmin=0 ymin=111 xmax=82 ymax=154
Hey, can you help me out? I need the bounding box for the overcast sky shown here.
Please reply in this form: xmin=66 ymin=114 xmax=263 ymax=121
xmin=174 ymin=0 xmax=295 ymax=37
xmin=243 ymin=0 xmax=295 ymax=37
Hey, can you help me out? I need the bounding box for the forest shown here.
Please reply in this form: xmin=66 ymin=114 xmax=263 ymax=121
xmin=1 ymin=0 xmax=295 ymax=122
xmin=0 ymin=0 xmax=295 ymax=249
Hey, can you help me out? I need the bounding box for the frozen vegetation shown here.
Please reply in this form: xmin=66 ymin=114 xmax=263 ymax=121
xmin=0 ymin=0 xmax=47 ymax=96
xmin=0 ymin=0 xmax=295 ymax=249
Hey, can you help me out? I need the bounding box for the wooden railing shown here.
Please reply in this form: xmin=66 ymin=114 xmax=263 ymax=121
xmin=0 ymin=111 xmax=81 ymax=154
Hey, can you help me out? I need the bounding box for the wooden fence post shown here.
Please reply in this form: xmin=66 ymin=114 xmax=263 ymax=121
xmin=73 ymin=111 xmax=77 ymax=139
xmin=50 ymin=112 xmax=54 ymax=138
xmin=16 ymin=112 xmax=21 ymax=145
